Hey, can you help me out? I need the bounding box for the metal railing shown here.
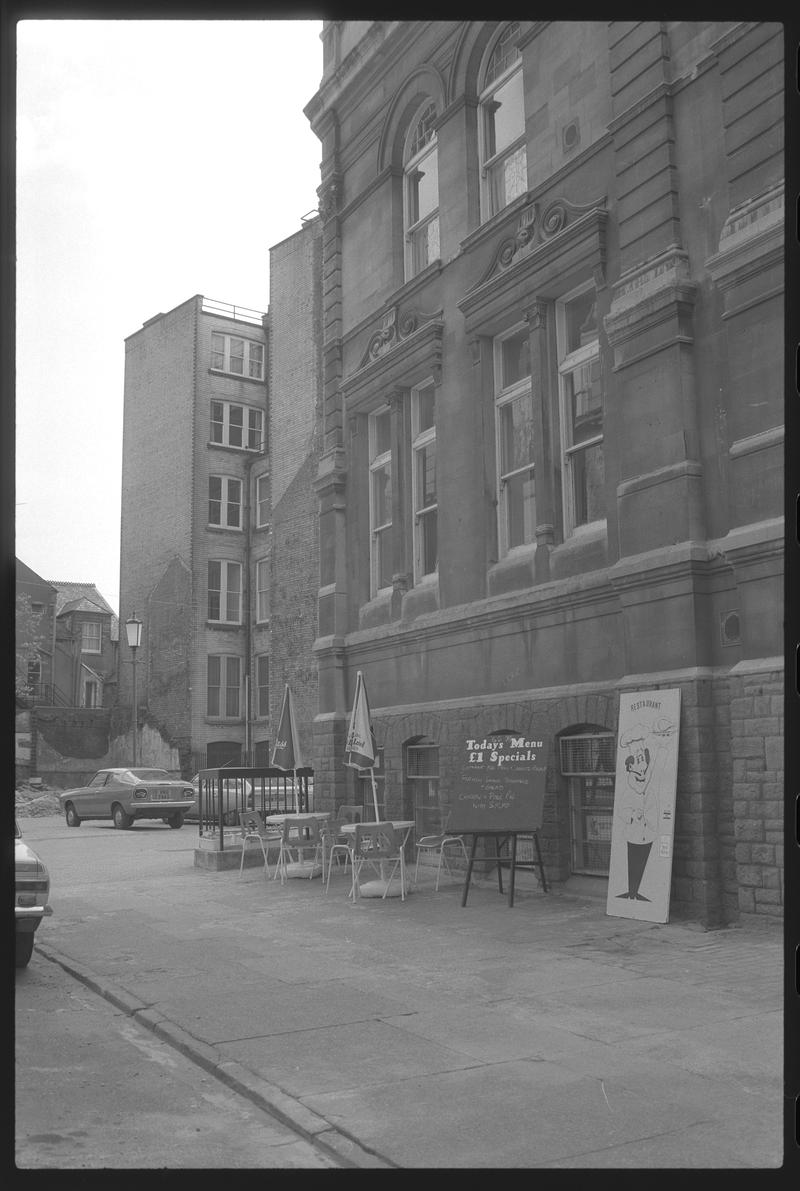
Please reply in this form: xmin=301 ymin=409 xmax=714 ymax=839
xmin=194 ymin=766 xmax=314 ymax=850
xmin=28 ymin=683 xmax=71 ymax=707
xmin=200 ymin=297 xmax=266 ymax=326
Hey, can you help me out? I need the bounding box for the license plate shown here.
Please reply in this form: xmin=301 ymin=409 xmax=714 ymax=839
xmin=151 ymin=790 xmax=172 ymax=800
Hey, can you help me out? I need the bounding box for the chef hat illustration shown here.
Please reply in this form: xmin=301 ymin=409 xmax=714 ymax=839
xmin=619 ymin=724 xmax=649 ymax=751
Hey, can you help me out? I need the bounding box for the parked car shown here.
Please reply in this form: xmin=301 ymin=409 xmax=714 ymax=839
xmin=185 ymin=774 xmax=253 ymax=825
xmin=15 ymin=819 xmax=52 ymax=968
xmin=58 ymin=768 xmax=195 ymax=830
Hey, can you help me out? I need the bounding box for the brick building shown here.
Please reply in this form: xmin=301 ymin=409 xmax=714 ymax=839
xmin=120 ymin=296 xmax=270 ymax=772
xmin=50 ymin=581 xmax=118 ymax=709
xmin=119 ymin=225 xmax=322 ymax=774
xmin=15 ymin=559 xmax=58 ymax=702
xmin=266 ymin=220 xmax=323 ymax=763
xmin=304 ymin=20 xmax=784 ymax=924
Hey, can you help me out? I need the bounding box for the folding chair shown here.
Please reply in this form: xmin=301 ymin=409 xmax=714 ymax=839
xmin=238 ymin=809 xmax=281 ymax=879
xmin=322 ymin=804 xmax=365 ymax=891
xmin=276 ymin=817 xmax=324 ymax=883
xmin=351 ymin=822 xmax=407 ymax=901
xmin=413 ymin=815 xmax=469 ymax=891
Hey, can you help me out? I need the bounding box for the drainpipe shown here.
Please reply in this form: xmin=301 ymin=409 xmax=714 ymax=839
xmin=243 ymin=451 xmax=258 ymax=762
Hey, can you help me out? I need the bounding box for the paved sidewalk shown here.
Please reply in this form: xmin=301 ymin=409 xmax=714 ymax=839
xmin=36 ymin=846 xmax=783 ymax=1169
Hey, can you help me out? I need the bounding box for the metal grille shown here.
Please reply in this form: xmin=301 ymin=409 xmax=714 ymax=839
xmin=560 ymin=733 xmax=615 ymax=775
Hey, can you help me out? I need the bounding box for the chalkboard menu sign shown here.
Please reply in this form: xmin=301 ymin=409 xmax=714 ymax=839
xmin=449 ymin=732 xmax=548 ymax=833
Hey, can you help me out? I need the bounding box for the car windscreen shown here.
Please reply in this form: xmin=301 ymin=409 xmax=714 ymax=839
xmin=126 ymin=769 xmax=172 ymax=782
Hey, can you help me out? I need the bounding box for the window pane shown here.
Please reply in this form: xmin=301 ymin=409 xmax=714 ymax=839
xmin=565 ymin=292 xmax=598 ymax=354
xmin=371 ymin=409 xmax=391 ymax=458
xmin=257 ymin=475 xmax=269 ymax=525
xmin=419 ymin=509 xmax=437 ymax=575
xmin=504 ymin=469 xmax=536 ymax=548
xmin=416 ymin=441 xmax=436 ymax=508
xmin=416 ymin=387 xmax=435 ymax=433
xmin=489 ymin=69 xmax=524 ymax=155
xmin=227 ymin=480 xmax=241 ymax=527
xmin=207 ymin=656 xmax=221 ymax=716
xmin=485 ymin=22 xmax=520 ymax=86
xmin=247 ymin=409 xmax=263 ymax=450
xmin=414 ymin=152 xmax=437 ymax=222
xmin=225 ymin=564 xmax=241 ymax=622
xmin=566 ymin=362 xmax=602 ymax=439
xmin=248 ymin=342 xmax=264 ymax=379
xmin=208 ymin=562 xmax=221 ymax=620
xmin=501 ymin=329 xmax=530 ymax=388
xmin=410 ymin=103 xmax=437 ymax=157
xmin=228 ymin=405 xmax=243 ymax=447
xmin=211 ymin=333 xmax=225 ymax=370
xmin=572 ymin=441 xmax=605 ymax=526
xmin=374 ymin=525 xmax=393 ymax=589
xmin=210 ymin=402 xmax=224 ymax=443
xmin=500 ymin=393 xmax=534 ymax=473
xmin=229 ymin=338 xmax=244 ymax=374
xmin=209 ymin=477 xmax=221 ymax=524
xmin=372 ymin=463 xmax=392 ymax=527
xmin=225 ymin=656 xmax=240 ymax=718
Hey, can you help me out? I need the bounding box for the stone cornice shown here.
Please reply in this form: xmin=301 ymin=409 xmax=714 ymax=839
xmin=342 ymin=315 xmax=445 ymax=410
xmin=705 ymin=182 xmax=784 ymax=294
xmin=458 ymin=201 xmax=607 ymax=334
xmin=605 ymin=245 xmax=697 ymax=351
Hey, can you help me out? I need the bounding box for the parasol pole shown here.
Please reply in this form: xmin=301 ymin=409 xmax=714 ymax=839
xmin=369 ymin=767 xmax=380 ymax=822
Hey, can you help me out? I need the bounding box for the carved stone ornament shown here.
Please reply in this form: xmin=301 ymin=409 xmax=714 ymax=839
xmin=480 ymin=194 xmax=606 ymax=287
xmin=359 ymin=304 xmax=431 ymax=368
xmin=317 ymin=176 xmax=341 ymax=221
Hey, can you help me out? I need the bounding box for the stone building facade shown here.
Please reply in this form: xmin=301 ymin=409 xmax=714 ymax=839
xmin=303 ymin=20 xmax=783 ymax=925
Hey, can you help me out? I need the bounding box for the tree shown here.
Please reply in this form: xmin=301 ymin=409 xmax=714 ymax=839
xmin=16 ymin=592 xmax=43 ymax=701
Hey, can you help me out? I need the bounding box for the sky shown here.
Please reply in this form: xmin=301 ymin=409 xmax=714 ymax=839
xmin=15 ymin=18 xmax=325 ymax=615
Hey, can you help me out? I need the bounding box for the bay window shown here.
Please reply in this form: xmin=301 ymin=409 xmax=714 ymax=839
xmin=210 ymin=400 xmax=263 ymax=450
xmin=81 ymin=621 xmax=101 ymax=653
xmin=211 ymin=332 xmax=264 ymax=380
xmin=208 ymin=475 xmax=242 ymax=529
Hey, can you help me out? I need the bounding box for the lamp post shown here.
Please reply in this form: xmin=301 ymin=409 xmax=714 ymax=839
xmin=125 ymin=612 xmax=143 ymax=766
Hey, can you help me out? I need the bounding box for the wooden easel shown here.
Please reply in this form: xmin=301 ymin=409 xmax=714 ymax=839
xmin=461 ymin=830 xmax=548 ymax=908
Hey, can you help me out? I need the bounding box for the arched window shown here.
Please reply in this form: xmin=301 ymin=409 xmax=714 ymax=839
xmin=479 ymin=22 xmax=527 ymax=221
xmin=404 ymin=101 xmax=440 ymax=279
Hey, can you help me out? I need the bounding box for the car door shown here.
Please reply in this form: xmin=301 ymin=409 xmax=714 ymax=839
xmin=80 ymin=771 xmax=110 ymax=817
xmin=100 ymin=772 xmax=128 ymax=816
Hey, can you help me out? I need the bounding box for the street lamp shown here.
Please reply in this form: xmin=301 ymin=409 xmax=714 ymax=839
xmin=125 ymin=612 xmax=143 ymax=767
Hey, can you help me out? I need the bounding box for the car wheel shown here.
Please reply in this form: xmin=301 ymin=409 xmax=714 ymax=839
xmin=167 ymin=812 xmax=184 ymax=829
xmin=112 ymin=804 xmax=133 ymax=830
xmin=15 ymin=932 xmax=34 ymax=969
xmin=64 ymin=802 xmax=81 ymax=827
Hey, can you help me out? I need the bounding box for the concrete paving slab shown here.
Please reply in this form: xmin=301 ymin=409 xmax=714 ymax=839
xmin=134 ymin=979 xmax=413 ymax=1047
xmin=301 ymin=1060 xmax=709 ymax=1168
xmin=222 ymin=1017 xmax=478 ymax=1097
xmin=623 ymin=1010 xmax=782 ymax=1090
xmin=513 ymin=973 xmax=763 ymax=1043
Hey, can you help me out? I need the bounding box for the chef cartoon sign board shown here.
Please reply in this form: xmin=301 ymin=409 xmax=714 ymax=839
xmin=606 ymin=689 xmax=681 ymax=924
